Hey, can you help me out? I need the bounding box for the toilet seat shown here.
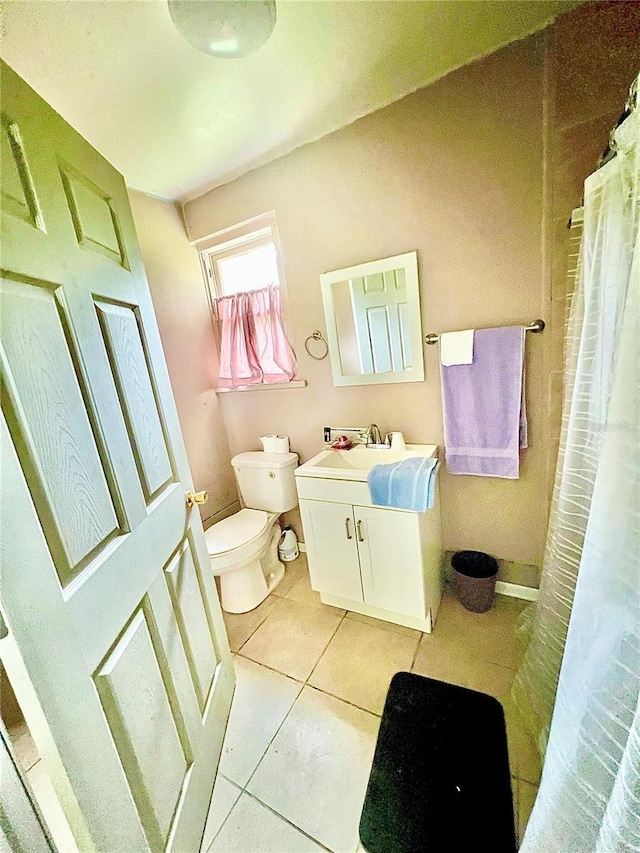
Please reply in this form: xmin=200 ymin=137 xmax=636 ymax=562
xmin=205 ymin=508 xmax=269 ymax=556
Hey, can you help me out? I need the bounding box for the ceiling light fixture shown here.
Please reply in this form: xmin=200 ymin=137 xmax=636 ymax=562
xmin=168 ymin=0 xmax=277 ymax=59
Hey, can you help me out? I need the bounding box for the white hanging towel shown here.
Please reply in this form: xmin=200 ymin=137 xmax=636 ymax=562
xmin=439 ymin=329 xmax=474 ymax=366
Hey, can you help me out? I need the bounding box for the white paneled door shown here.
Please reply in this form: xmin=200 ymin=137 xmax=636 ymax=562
xmin=0 ymin=61 xmax=234 ymax=851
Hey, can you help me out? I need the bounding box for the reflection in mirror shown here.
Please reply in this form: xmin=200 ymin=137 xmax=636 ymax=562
xmin=320 ymin=252 xmax=424 ymax=387
xmin=331 ymin=268 xmax=412 ymax=375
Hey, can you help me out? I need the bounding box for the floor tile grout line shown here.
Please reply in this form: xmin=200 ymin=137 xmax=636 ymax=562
xmin=216 ymin=709 xmax=359 ymax=853
xmin=236 ymin=647 xmax=388 ymax=716
xmin=235 ymin=650 xmax=307 ymax=684
xmin=231 ymin=692 xmax=324 ymax=847
xmin=221 ymin=579 xmax=531 ymax=848
xmin=344 ymin=611 xmax=424 ymax=641
xmin=242 ymin=788 xmax=334 ymax=852
xmin=304 ymin=611 xmax=347 ymax=685
xmin=408 ymin=632 xmax=422 ymax=672
xmin=237 ymin=613 xmax=350 ymax=793
xmin=304 ymin=608 xmax=422 ymax=700
xmin=229 ymin=599 xmax=277 ymax=654
xmin=300 ymin=683 xmax=383 ymax=720
xmin=411 ymin=638 xmax=521 ymax=674
xmin=236 ymin=591 xmax=346 ymax=658
xmin=232 ymin=643 xmax=383 ymax=836
xmin=237 ymin=611 xmax=401 ymax=717
xmin=204 ymin=777 xmax=243 ymax=853
xmin=240 ymin=673 xmax=307 ymax=795
xmin=229 ymin=557 xmax=314 ymax=649
xmin=238 ymin=610 xmax=522 ymax=720
xmin=240 ymin=619 xmax=521 ymax=706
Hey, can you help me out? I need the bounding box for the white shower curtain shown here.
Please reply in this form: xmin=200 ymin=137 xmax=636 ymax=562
xmin=518 ymin=85 xmax=639 ymax=852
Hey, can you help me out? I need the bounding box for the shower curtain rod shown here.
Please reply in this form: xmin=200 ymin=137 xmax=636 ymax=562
xmin=424 ymin=319 xmax=545 ymax=345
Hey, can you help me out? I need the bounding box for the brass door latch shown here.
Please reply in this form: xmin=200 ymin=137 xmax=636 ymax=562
xmin=186 ymin=490 xmax=208 ymax=508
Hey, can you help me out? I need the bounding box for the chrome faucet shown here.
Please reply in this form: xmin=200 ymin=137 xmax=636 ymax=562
xmin=365 ymin=423 xmax=384 ymax=446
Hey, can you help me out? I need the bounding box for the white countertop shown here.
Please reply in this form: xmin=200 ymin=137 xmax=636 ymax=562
xmin=294 ymin=444 xmax=439 ymax=482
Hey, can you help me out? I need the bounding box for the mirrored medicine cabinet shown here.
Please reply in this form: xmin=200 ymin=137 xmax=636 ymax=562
xmin=319 ymin=251 xmax=424 ymax=387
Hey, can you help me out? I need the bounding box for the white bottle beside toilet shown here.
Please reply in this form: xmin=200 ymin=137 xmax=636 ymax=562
xmin=204 ymin=451 xmax=299 ymax=614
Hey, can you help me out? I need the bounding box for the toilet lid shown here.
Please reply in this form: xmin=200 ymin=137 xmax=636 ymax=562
xmin=205 ymin=509 xmax=270 ymax=556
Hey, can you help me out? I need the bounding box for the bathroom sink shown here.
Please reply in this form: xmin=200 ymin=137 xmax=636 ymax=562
xmin=295 ymin=444 xmax=438 ymax=482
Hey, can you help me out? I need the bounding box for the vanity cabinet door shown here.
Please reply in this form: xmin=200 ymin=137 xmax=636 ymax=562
xmin=354 ymin=506 xmax=426 ymax=619
xmin=300 ymin=499 xmax=364 ymax=602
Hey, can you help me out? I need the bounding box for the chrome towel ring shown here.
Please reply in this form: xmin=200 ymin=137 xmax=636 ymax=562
xmin=304 ymin=330 xmax=329 ymax=360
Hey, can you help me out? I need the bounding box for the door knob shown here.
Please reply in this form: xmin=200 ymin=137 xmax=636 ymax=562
xmin=186 ymin=490 xmax=208 ymax=508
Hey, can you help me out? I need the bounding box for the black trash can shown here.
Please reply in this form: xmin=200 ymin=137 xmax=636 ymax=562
xmin=452 ymin=550 xmax=499 ymax=613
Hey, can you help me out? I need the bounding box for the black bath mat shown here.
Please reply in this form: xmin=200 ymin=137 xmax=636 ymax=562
xmin=359 ymin=672 xmax=516 ymax=853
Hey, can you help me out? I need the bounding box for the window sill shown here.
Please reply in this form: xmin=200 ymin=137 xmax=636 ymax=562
xmin=216 ymin=379 xmax=307 ymax=394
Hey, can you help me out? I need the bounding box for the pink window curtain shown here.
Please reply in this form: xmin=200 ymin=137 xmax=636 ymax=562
xmin=214 ymin=285 xmax=298 ymax=388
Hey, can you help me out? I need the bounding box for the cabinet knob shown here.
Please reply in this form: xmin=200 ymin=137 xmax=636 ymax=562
xmin=357 ymin=520 xmax=364 ymax=542
xmin=345 ymin=517 xmax=353 ymax=540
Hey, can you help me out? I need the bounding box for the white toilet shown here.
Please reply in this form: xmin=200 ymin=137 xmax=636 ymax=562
xmin=205 ymin=451 xmax=299 ymax=614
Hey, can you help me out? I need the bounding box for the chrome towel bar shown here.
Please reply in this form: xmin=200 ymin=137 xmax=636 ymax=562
xmin=425 ymin=319 xmax=545 ymax=345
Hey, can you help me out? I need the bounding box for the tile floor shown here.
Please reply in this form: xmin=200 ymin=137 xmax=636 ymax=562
xmin=203 ymin=553 xmax=541 ymax=852
xmin=6 ymin=553 xmax=541 ymax=852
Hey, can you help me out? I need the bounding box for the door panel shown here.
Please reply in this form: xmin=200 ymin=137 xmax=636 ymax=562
xmin=355 ymin=506 xmax=425 ymax=618
xmin=94 ymin=610 xmax=189 ymax=852
xmin=351 ymin=268 xmax=408 ymax=374
xmin=58 ymin=161 xmax=128 ymax=267
xmin=300 ymin=499 xmax=364 ymax=602
xmin=1 ymin=112 xmax=45 ymax=232
xmin=95 ymin=299 xmax=175 ymax=501
xmin=164 ymin=542 xmax=219 ymax=714
xmin=144 ymin=571 xmax=202 ymax=752
xmin=0 ymin=60 xmax=234 ymax=852
xmin=0 ymin=276 xmax=122 ymax=583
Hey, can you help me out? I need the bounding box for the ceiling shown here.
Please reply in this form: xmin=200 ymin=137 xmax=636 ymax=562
xmin=0 ymin=1 xmax=577 ymax=202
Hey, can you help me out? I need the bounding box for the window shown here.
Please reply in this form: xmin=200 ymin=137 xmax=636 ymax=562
xmin=201 ymin=230 xmax=280 ymax=297
xmin=197 ymin=212 xmax=299 ymax=390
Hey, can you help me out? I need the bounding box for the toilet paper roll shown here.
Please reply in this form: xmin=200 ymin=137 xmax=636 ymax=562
xmin=260 ymin=435 xmax=278 ymax=453
xmin=273 ymin=436 xmax=289 ymax=453
xmin=260 ymin=435 xmax=290 ymax=453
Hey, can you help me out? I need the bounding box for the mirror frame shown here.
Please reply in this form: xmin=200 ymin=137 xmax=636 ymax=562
xmin=319 ymin=251 xmax=424 ymax=386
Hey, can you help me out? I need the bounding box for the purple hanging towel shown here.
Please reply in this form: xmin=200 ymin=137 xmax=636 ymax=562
xmin=440 ymin=326 xmax=527 ymax=478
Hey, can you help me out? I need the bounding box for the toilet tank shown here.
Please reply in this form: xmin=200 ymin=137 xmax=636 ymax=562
xmin=231 ymin=452 xmax=299 ymax=512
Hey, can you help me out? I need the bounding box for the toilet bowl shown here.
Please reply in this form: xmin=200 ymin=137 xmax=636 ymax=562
xmin=205 ymin=451 xmax=299 ymax=613
xmin=205 ymin=509 xmax=285 ymax=613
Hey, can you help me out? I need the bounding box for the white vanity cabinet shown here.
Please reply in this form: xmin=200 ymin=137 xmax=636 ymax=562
xmin=298 ymin=490 xmax=443 ymax=633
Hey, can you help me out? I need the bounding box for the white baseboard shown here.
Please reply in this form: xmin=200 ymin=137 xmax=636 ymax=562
xmin=297 ymin=541 xmax=307 ymax=553
xmin=495 ymin=581 xmax=539 ymax=602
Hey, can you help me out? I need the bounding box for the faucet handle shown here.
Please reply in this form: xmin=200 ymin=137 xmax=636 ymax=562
xmin=388 ymin=431 xmax=407 ymax=451
xmin=365 ymin=423 xmax=384 ymax=446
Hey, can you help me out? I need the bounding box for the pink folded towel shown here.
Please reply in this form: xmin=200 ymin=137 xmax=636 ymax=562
xmin=440 ymin=326 xmax=527 ymax=479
